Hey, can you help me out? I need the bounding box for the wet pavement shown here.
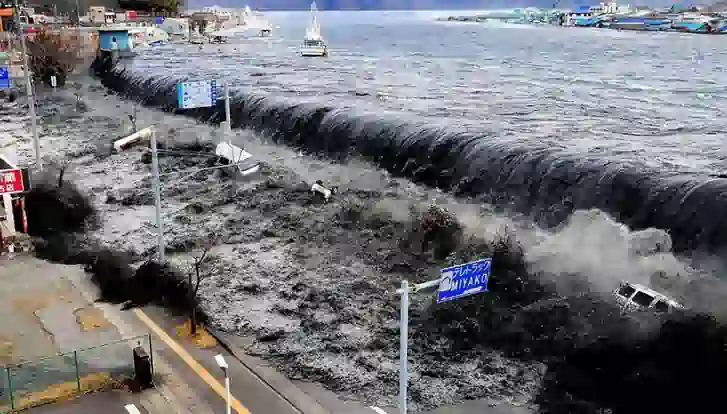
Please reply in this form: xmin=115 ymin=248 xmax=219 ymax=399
xmin=26 ymin=391 xmax=148 ymax=414
xmin=0 ymin=255 xmax=141 ymax=412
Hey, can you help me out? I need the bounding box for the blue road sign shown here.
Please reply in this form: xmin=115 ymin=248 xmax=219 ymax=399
xmin=437 ymin=258 xmax=491 ymax=303
xmin=0 ymin=67 xmax=10 ymax=89
xmin=177 ymin=79 xmax=217 ymax=109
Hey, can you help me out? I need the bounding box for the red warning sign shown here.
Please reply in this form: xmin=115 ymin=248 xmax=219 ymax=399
xmin=0 ymin=168 xmax=24 ymax=194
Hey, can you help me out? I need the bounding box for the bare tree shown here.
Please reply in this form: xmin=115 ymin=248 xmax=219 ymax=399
xmin=186 ymin=235 xmax=216 ymax=335
xmin=25 ymin=28 xmax=82 ymax=87
xmin=57 ymin=160 xmax=70 ymax=188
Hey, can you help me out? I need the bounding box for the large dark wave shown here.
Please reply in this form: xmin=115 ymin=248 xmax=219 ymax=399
xmin=100 ymin=65 xmax=727 ymax=253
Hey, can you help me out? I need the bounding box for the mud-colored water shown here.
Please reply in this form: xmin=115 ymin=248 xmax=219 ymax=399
xmin=5 ymin=79 xmax=726 ymax=413
xmin=98 ymin=11 xmax=727 ymax=253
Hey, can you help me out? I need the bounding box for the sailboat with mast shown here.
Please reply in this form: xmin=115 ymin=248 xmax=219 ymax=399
xmin=300 ymin=1 xmax=328 ymax=57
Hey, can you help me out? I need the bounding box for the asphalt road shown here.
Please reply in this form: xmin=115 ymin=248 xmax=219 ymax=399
xmin=27 ymin=391 xmax=148 ymax=414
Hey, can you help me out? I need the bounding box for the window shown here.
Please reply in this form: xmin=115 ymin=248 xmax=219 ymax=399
xmin=632 ymin=291 xmax=654 ymax=307
xmin=617 ymin=284 xmax=636 ymax=299
xmin=653 ymin=300 xmax=669 ymax=313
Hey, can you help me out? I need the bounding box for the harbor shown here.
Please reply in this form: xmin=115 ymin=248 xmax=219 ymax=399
xmin=439 ymin=2 xmax=727 ymax=34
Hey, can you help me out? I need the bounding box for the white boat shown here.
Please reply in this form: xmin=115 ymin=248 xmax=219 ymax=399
xmin=128 ymin=26 xmax=169 ymax=48
xmin=200 ymin=4 xmax=273 ymax=38
xmin=300 ymin=1 xmax=328 ymax=57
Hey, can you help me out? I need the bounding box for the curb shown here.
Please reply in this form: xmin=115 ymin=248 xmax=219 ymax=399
xmin=205 ymin=327 xmax=330 ymax=414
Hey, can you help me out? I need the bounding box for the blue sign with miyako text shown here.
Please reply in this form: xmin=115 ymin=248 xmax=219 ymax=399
xmin=0 ymin=67 xmax=10 ymax=89
xmin=437 ymin=258 xmax=491 ymax=303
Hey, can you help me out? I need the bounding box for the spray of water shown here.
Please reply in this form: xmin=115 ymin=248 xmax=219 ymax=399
xmin=98 ymin=66 xmax=727 ymax=255
xmin=19 ymin=70 xmax=723 ymax=413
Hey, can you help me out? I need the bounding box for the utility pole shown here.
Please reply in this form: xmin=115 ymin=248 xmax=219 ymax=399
xmin=150 ymin=128 xmax=165 ymax=263
xmin=13 ymin=0 xmax=41 ymax=171
xmin=224 ymin=81 xmax=231 ymax=134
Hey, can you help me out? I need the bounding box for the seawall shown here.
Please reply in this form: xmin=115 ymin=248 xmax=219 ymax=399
xmin=98 ymin=65 xmax=727 ymax=254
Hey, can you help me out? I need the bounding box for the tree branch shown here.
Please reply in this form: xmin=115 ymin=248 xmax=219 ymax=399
xmin=188 ymin=233 xmax=217 ymax=297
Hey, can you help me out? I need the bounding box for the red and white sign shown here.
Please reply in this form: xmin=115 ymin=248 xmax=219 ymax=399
xmin=0 ymin=169 xmax=24 ymax=194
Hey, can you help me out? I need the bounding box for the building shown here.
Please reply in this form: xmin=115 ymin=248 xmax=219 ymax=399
xmin=118 ymin=0 xmax=183 ymax=15
xmin=0 ymin=7 xmax=13 ymax=32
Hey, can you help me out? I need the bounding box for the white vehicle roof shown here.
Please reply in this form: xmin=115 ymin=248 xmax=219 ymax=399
xmin=618 ymin=281 xmax=683 ymax=308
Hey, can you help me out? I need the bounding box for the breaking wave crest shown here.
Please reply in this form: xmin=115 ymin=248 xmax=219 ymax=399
xmin=100 ymin=65 xmax=727 ymax=253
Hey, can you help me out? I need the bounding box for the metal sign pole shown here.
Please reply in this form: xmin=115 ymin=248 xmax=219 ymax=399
xmin=150 ymin=128 xmax=164 ymax=263
xmin=394 ymin=260 xmax=489 ymax=414
xmin=14 ymin=0 xmax=41 ymax=171
xmin=399 ymin=280 xmax=409 ymax=414
xmin=224 ymin=81 xmax=231 ymax=134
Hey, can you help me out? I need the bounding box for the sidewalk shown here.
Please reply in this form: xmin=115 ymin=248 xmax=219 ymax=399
xmin=0 ymin=255 xmax=159 ymax=413
xmin=137 ymin=306 xmax=311 ymax=414
xmin=62 ymin=264 xmax=213 ymax=414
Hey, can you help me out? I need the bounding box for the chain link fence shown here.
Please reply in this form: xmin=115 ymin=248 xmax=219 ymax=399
xmin=0 ymin=334 xmax=152 ymax=412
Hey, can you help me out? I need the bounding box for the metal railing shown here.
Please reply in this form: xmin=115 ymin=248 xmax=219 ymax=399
xmin=0 ymin=334 xmax=153 ymax=412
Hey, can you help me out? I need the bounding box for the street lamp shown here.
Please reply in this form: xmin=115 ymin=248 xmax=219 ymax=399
xmin=214 ymin=354 xmax=231 ymax=414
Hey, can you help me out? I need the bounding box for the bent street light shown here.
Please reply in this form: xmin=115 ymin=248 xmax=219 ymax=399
xmin=215 ymin=354 xmax=231 ymax=414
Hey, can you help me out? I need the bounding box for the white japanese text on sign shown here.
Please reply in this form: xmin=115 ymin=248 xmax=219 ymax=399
xmin=0 ymin=169 xmax=24 ymax=194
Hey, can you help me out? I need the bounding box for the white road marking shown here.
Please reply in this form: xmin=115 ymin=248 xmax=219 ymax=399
xmin=124 ymin=404 xmax=142 ymax=414
xmin=370 ymin=406 xmax=388 ymax=414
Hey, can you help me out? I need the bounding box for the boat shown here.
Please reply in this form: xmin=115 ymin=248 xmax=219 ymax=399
xmin=127 ymin=26 xmax=170 ymax=48
xmin=300 ymin=1 xmax=328 ymax=57
xmin=198 ymin=5 xmax=273 ymax=38
xmin=671 ymin=13 xmax=727 ymax=33
xmin=606 ymin=10 xmax=672 ymax=31
xmin=241 ymin=5 xmax=274 ymax=36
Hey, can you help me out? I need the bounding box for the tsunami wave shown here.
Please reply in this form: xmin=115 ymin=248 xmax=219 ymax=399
xmin=100 ymin=65 xmax=727 ymax=253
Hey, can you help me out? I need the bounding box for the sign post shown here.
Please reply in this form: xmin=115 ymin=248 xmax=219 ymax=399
xmin=152 ymin=79 xmax=221 ymax=261
xmin=149 ymin=128 xmax=164 ymax=263
xmin=395 ymin=258 xmax=491 ymax=414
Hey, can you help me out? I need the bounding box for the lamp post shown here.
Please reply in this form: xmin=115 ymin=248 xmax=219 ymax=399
xmin=214 ymin=354 xmax=231 ymax=414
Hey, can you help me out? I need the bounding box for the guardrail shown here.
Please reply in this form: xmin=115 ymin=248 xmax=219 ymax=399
xmin=0 ymin=333 xmax=153 ymax=412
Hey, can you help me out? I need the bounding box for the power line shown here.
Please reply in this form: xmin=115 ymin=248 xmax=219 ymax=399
xmin=155 ymin=149 xmax=220 ymax=157
xmin=158 ymin=161 xmax=251 ymax=179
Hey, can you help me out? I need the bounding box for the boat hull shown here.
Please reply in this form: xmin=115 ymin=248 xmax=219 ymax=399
xmin=301 ymin=46 xmax=327 ymax=57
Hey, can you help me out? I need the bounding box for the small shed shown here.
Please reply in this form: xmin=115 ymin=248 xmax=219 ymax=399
xmin=98 ymin=29 xmax=131 ymax=51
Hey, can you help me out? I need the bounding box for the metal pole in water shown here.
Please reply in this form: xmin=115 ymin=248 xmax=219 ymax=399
xmin=75 ymin=0 xmax=81 ymax=24
xmin=15 ymin=0 xmax=41 ymax=171
xmin=399 ymin=280 xmax=409 ymax=414
xmin=224 ymin=81 xmax=231 ymax=134
xmin=150 ymin=128 xmax=165 ymax=263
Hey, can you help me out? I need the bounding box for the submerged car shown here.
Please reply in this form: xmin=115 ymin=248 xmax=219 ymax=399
xmin=613 ymin=281 xmax=683 ymax=313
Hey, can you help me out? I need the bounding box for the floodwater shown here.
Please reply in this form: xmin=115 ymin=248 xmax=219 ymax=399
xmin=14 ymin=10 xmax=727 ymax=414
xmin=128 ymin=11 xmax=727 ymax=174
